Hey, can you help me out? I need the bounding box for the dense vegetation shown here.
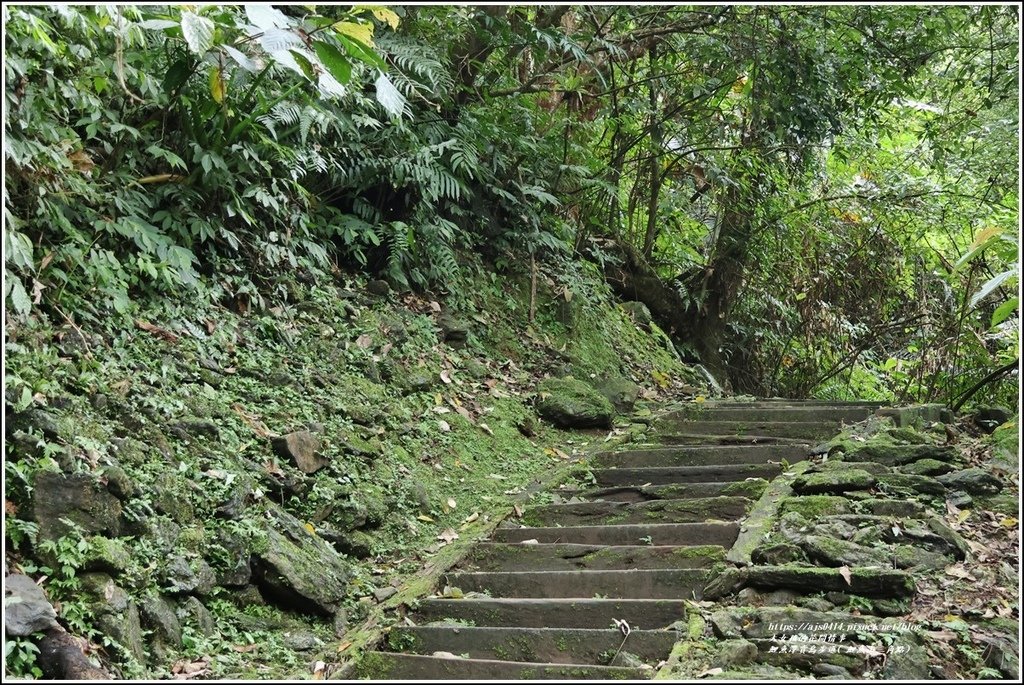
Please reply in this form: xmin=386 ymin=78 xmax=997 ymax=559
xmin=2 ymin=3 xmax=1019 ymax=679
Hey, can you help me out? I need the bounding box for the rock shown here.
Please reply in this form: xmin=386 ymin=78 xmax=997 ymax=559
xmin=373 ymin=586 xmax=398 ymax=602
xmin=366 ymin=279 xmax=391 ymax=297
xmin=212 ymin=531 xmax=253 ymax=587
xmin=338 ymin=431 xmax=383 ymax=460
xmin=898 ymin=458 xmax=954 ymax=477
xmin=974 ymin=406 xmax=1013 ymax=433
xmin=869 ymin=597 xmax=910 ymax=617
xmin=796 ymin=596 xmax=834 ymax=612
xmin=403 ymin=373 xmax=434 ymax=395
xmin=284 ymin=632 xmax=323 ymax=651
xmin=179 ymin=596 xmax=217 ymax=637
xmin=251 ymin=506 xmax=349 ymax=616
xmin=736 ymin=587 xmax=765 ymax=605
xmin=937 ymin=468 xmax=1002 ymax=495
xmin=82 ymin=536 xmax=132 ymax=574
xmin=437 ymin=312 xmax=470 ymax=346
xmin=976 ymin=493 xmax=1018 ymax=515
xmin=707 ymin=566 xmax=916 ymax=599
xmin=715 ymin=639 xmax=758 ymax=667
xmin=4 ymin=574 xmax=58 ymax=636
xmin=780 ymin=495 xmax=852 ymax=518
xmin=948 ymin=490 xmax=974 ymax=509
xmin=811 ymin=460 xmax=891 ymax=475
xmin=856 ymin=499 xmax=926 ymax=517
xmin=846 ymin=443 xmax=955 ymax=466
xmin=874 ymin=473 xmax=946 ymax=496
xmin=169 ymin=418 xmax=221 ymax=440
xmin=709 ymin=608 xmax=747 ymax=639
xmin=750 ymin=543 xmax=805 ymax=565
xmin=535 ymin=377 xmax=614 ymax=429
xmin=812 ymin=664 xmax=852 ymax=678
xmin=272 ymin=431 xmax=327 ymax=474
xmin=99 ymin=464 xmax=137 ymax=499
xmin=140 ymin=593 xmax=182 ymax=656
xmin=328 ymin=529 xmax=375 ymax=559
xmin=792 ymin=469 xmax=876 ymax=495
xmin=593 ymin=377 xmax=641 ymax=413
xmin=32 ymin=472 xmax=123 ymax=542
xmin=163 ymin=555 xmax=217 ymax=596
xmin=80 ymin=573 xmax=146 ymax=663
xmin=764 ymin=589 xmax=800 ymax=606
xmin=802 ymin=535 xmax=893 ymax=567
xmin=881 ymin=636 xmax=931 ymax=680
xmin=463 ymin=359 xmax=489 ymax=379
xmin=620 ymin=301 xmax=653 ymax=328
xmin=977 ymin=633 xmax=1020 ymax=680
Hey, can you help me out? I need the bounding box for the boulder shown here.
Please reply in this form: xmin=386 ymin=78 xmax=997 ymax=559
xmin=780 ymin=495 xmax=852 ymax=518
xmin=179 ymin=596 xmax=217 ymax=637
xmin=535 ymin=377 xmax=614 ymax=429
xmin=845 ymin=443 xmax=954 ymax=466
xmin=593 ymin=377 xmax=641 ymax=413
xmin=32 ymin=472 xmax=123 ymax=542
xmin=272 ymin=431 xmax=327 ymax=474
xmin=437 ymin=312 xmax=470 ymax=347
xmin=937 ymin=468 xmax=1002 ymax=495
xmin=366 ymin=279 xmax=391 ymax=297
xmin=79 ymin=573 xmax=145 ymax=663
xmin=792 ymin=469 xmax=876 ymax=495
xmin=163 ymin=555 xmax=217 ymax=596
xmin=4 ymin=574 xmax=58 ymax=636
xmin=801 ymin=535 xmax=892 ymax=567
xmin=338 ymin=431 xmax=383 ymax=460
xmin=750 ymin=542 xmax=806 ymax=566
xmin=251 ymin=506 xmax=349 ymax=616
xmin=620 ymin=301 xmax=653 ymax=328
xmin=974 ymin=406 xmax=1013 ymax=433
xmin=140 ymin=593 xmax=182 ymax=659
xmin=874 ymin=473 xmax=946 ymax=497
xmin=898 ymin=458 xmax=954 ymax=477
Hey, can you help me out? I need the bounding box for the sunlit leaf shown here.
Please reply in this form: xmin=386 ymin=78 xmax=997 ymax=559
xmin=180 ymin=12 xmax=214 ymax=55
xmin=332 ymin=21 xmax=375 ymax=48
xmin=375 ymin=72 xmax=407 ymax=117
xmin=209 ymin=66 xmax=225 ymax=103
xmin=313 ymin=40 xmax=352 ymax=84
xmin=991 ymin=297 xmax=1019 ymax=327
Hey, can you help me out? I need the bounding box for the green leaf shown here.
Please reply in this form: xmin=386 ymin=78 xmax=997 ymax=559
xmin=163 ymin=58 xmax=192 ymax=95
xmin=7 ymin=275 xmax=31 ymax=317
xmin=991 ymin=297 xmax=1019 ymax=327
xmin=181 ymin=12 xmax=215 ymax=55
xmin=374 ymin=72 xmax=406 ymax=117
xmin=313 ymin=40 xmax=352 ymax=85
xmin=290 ymin=50 xmax=316 ymax=81
xmin=337 ymin=34 xmax=386 ymax=70
xmin=970 ymin=269 xmax=1017 ymax=308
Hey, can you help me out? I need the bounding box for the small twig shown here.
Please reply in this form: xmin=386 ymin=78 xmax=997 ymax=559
xmin=608 ymin=618 xmax=632 ymax=666
xmin=115 ymin=7 xmax=146 ymax=104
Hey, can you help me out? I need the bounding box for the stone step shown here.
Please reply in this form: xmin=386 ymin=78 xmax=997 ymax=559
xmin=414 ymin=597 xmax=688 ymax=629
xmin=568 ymin=480 xmax=769 ymax=503
xmin=647 ymin=433 xmax=812 ymax=446
xmin=592 ymin=463 xmax=782 ymax=486
xmin=592 ymin=445 xmax=809 ymax=468
xmin=652 ymin=420 xmax=840 ymax=440
xmin=358 ymin=652 xmax=649 ymax=680
xmin=460 ymin=542 xmax=725 ymax=572
xmin=521 ymin=497 xmax=751 ymax=527
xmin=494 ymin=522 xmax=740 ymax=547
xmin=385 ymin=626 xmax=677 ymax=664
xmin=662 ymin=406 xmax=878 ymax=423
xmin=698 ymin=400 xmax=884 ymax=408
xmin=443 ymin=568 xmax=708 ymax=599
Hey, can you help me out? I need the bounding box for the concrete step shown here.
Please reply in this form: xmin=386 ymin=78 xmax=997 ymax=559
xmin=414 ymin=597 xmax=688 ymax=629
xmin=358 ymin=652 xmax=649 ymax=679
xmin=443 ymin=568 xmax=708 ymax=599
xmin=592 ymin=463 xmax=782 ymax=486
xmin=651 ymin=420 xmax=839 ymax=440
xmin=662 ymin=405 xmax=878 ymax=423
xmin=592 ymin=444 xmax=809 ymax=468
xmin=494 ymin=522 xmax=740 ymax=547
xmin=460 ymin=542 xmax=725 ymax=572
xmin=521 ymin=496 xmax=751 ymax=526
xmin=568 ymin=480 xmax=769 ymax=503
xmin=386 ymin=626 xmax=677 ymax=664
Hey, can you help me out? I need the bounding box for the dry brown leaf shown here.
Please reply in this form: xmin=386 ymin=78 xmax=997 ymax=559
xmin=838 ymin=565 xmax=852 ymax=586
xmin=135 ymin=319 xmax=180 ymax=343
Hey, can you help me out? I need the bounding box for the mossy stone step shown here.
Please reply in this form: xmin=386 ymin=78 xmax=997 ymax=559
xmin=442 ymin=568 xmax=709 ymax=599
xmin=414 ymin=597 xmax=688 ymax=629
xmin=664 ymin=405 xmax=878 ymax=423
xmin=494 ymin=522 xmax=740 ymax=546
xmin=593 ymin=463 xmax=782 ymax=487
xmin=592 ymin=445 xmax=810 ymax=468
xmin=357 ymin=652 xmax=648 ymax=680
xmin=569 ymin=480 xmax=770 ymax=503
xmin=386 ymin=626 xmax=677 ymax=664
xmin=652 ymin=420 xmax=840 ymax=440
xmin=649 ymin=433 xmax=813 ymax=446
xmin=520 ymin=496 xmax=752 ymax=526
xmin=460 ymin=543 xmax=725 ymax=572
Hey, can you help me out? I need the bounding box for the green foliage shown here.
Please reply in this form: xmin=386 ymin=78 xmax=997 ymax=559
xmin=4 ymin=636 xmax=43 ymax=679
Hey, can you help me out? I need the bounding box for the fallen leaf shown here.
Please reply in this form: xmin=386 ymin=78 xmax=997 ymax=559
xmin=447 ymin=497 xmax=457 ymax=510
xmin=438 ymin=420 xmax=451 ymax=432
xmin=312 ymin=660 xmax=326 ymax=679
xmin=304 ymin=522 xmax=316 ymax=535
xmin=437 ymin=528 xmax=459 ymax=543
xmin=479 ymin=422 xmax=494 ymax=436
xmin=462 ymin=512 xmax=479 ymax=524
xmin=697 ymin=667 xmax=723 ymax=678
xmin=417 ymin=514 xmax=434 ymax=522
xmin=230 ymin=644 xmax=258 ymax=653
xmin=355 ymin=334 xmax=373 ymax=348
xmin=440 ymin=370 xmax=452 ymax=384
xmin=136 ymin=319 xmax=180 ymax=343
xmin=513 ymin=504 xmax=524 ymax=518
xmin=838 ymin=565 xmax=852 ymax=586
xmin=337 ymin=640 xmax=352 ymax=653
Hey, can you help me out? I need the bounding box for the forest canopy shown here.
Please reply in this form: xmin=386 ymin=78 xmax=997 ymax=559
xmin=4 ymin=4 xmax=1019 ymax=407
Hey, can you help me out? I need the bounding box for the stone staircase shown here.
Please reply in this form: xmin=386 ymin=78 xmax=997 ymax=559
xmin=359 ymin=400 xmax=884 ymax=679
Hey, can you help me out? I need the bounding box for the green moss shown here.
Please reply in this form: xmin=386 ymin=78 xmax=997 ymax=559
xmin=672 ymin=545 xmax=726 ymax=561
xmin=352 ymin=651 xmax=394 ymax=679
xmin=780 ymin=495 xmax=851 ymax=519
xmin=721 ymin=478 xmax=769 ymax=499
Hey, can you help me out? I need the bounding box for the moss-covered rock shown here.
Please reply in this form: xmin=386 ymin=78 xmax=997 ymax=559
xmin=32 ymin=472 xmax=124 ymax=542
xmin=750 ymin=542 xmax=806 ymax=565
xmin=936 ymin=467 xmax=1003 ymax=495
xmin=780 ymin=495 xmax=852 ymax=518
xmin=792 ymin=469 xmax=875 ymax=495
xmin=846 ymin=443 xmax=955 ymax=466
xmin=898 ymin=458 xmax=954 ymax=477
xmin=592 ymin=377 xmax=641 ymax=413
xmin=536 ymin=377 xmax=614 ymax=429
xmin=874 ymin=473 xmax=946 ymax=497
xmin=801 ymin=535 xmax=891 ymax=567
